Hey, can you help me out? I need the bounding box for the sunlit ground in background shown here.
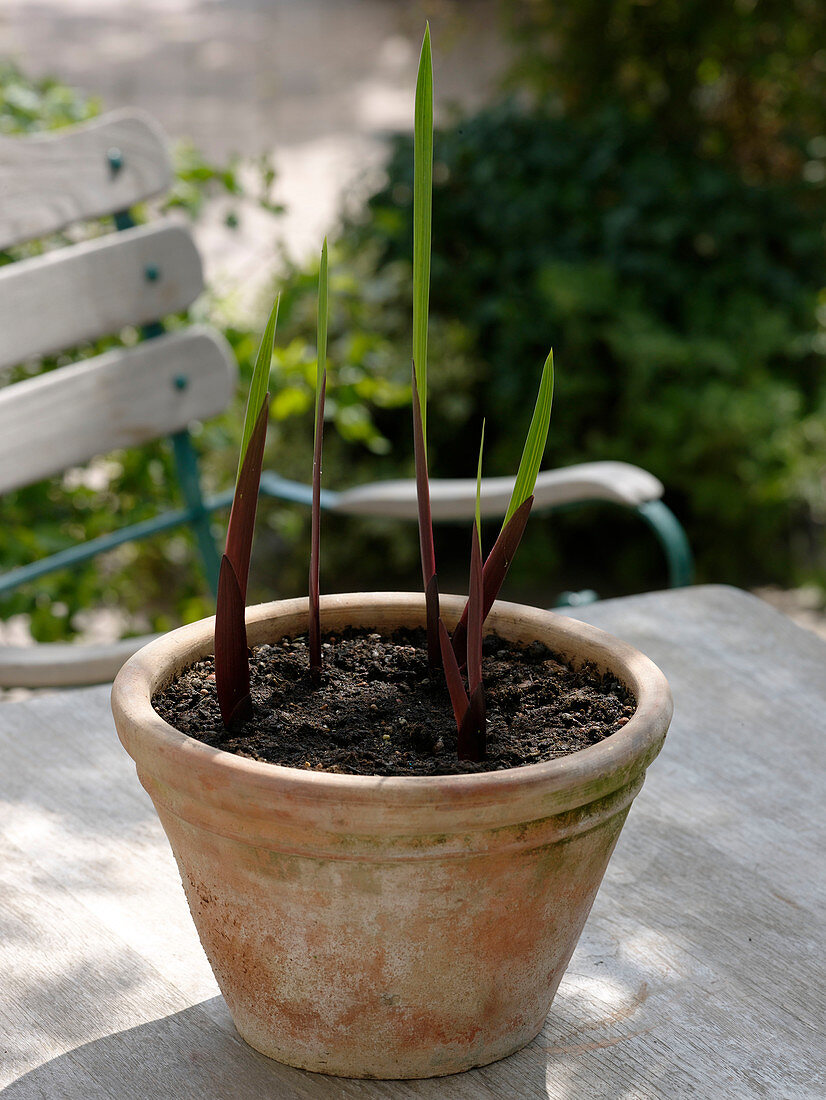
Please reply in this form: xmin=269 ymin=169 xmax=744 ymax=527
xmin=0 ymin=0 xmax=507 ymax=304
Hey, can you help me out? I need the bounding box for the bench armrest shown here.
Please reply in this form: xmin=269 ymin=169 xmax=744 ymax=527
xmin=329 ymin=462 xmax=664 ymax=521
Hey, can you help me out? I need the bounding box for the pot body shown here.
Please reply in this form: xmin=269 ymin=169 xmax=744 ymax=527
xmin=112 ymin=593 xmax=672 ymax=1079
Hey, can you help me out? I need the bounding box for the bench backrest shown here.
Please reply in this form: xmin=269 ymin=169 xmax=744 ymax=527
xmin=0 ymin=110 xmax=171 ymax=248
xmin=0 ymin=109 xmax=237 ymax=594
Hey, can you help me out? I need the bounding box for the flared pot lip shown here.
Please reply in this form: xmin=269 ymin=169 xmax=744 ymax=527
xmin=111 ymin=592 xmax=673 ymax=818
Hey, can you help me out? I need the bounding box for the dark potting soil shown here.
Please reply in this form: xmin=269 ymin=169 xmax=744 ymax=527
xmin=153 ymin=628 xmax=635 ymax=777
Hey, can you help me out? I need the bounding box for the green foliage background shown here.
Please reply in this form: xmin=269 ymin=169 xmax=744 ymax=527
xmin=502 ymin=0 xmax=826 ymax=183
xmin=328 ymin=100 xmax=826 ymax=588
xmin=261 ymin=1 xmax=826 ymax=598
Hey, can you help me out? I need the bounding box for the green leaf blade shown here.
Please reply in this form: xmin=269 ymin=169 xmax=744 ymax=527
xmin=225 ymin=395 xmax=270 ymax=601
xmin=238 ymin=294 xmax=279 ymax=482
xmin=413 ymin=22 xmax=433 ymax=437
xmin=310 ymin=239 xmax=329 ymax=682
xmin=503 ymin=349 xmax=554 ymax=527
xmin=315 ymin=237 xmax=328 ymax=431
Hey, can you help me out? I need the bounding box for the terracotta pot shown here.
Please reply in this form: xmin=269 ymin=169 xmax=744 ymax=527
xmin=111 ymin=593 xmax=672 ymax=1079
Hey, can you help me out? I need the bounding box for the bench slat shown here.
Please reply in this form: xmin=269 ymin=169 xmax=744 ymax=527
xmin=0 ymin=221 xmax=204 ymax=369
xmin=0 ymin=110 xmax=171 ymax=250
xmin=0 ymin=327 xmax=237 ymax=494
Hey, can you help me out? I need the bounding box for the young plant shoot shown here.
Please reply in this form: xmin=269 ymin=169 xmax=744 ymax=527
xmin=463 ymin=430 xmax=487 ymax=758
xmin=412 ymin=21 xmax=554 ymax=755
xmin=412 ymin=23 xmax=440 ymax=670
xmin=451 ymin=350 xmax=555 ymax=666
xmin=214 ymin=296 xmax=279 ymax=728
xmin=213 ymin=25 xmax=555 ymax=767
xmin=309 ymin=239 xmax=328 ymax=683
xmin=439 ymin=424 xmax=488 ymax=760
xmin=439 ymin=352 xmax=553 ymax=758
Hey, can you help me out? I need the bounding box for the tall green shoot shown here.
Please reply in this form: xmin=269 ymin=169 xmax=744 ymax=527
xmin=215 ymin=24 xmax=556 ymax=769
xmin=461 ymin=424 xmax=486 ymax=759
xmin=309 ymin=240 xmax=328 ymax=682
xmin=502 ymin=350 xmax=555 ymax=527
xmin=452 ymin=351 xmax=554 ymax=665
xmin=214 ymin=296 xmax=278 ymax=728
xmin=413 ymin=21 xmax=433 ymax=438
xmin=438 ymin=423 xmax=487 ymax=760
xmin=412 ymin=23 xmax=440 ymax=667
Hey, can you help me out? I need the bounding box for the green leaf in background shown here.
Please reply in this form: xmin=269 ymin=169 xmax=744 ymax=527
xmin=237 ymin=294 xmax=279 ymax=482
xmin=413 ymin=22 xmax=433 ymax=437
xmin=503 ymin=350 xmax=554 ymax=527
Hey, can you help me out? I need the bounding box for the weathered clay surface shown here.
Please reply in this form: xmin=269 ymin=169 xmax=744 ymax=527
xmin=111 ymin=593 xmax=672 ymax=1079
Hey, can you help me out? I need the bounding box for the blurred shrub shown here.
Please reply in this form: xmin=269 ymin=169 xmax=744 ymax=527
xmin=330 ymin=100 xmax=826 ymax=588
xmin=501 ymin=0 xmax=826 ymax=183
xmin=5 ymin=54 xmax=826 ymax=630
xmin=0 ymin=61 xmax=100 ymax=132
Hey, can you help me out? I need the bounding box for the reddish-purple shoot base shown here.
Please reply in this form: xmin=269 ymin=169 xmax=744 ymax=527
xmin=436 ymin=520 xmax=487 ymax=763
xmin=309 ymin=372 xmax=327 ymax=683
xmin=438 ymin=619 xmax=485 ymax=762
xmin=438 ymin=619 xmax=469 ymax=728
xmin=215 ymin=396 xmax=270 ymax=729
xmin=457 ymin=685 xmax=486 ymax=762
xmin=412 ymin=365 xmax=440 ymax=668
xmin=460 ymin=521 xmax=486 ymax=759
xmin=215 ymin=554 xmax=252 ymax=728
xmin=451 ymin=495 xmax=534 ymax=667
xmin=224 ymin=399 xmax=270 ymax=602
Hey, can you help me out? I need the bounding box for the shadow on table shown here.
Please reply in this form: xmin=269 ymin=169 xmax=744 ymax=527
xmin=2 ymin=996 xmax=556 ymax=1100
xmin=3 ymin=963 xmax=687 ymax=1100
xmin=8 ymin=807 xmax=808 ymax=1099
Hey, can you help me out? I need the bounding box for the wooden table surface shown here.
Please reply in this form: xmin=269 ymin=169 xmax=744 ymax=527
xmin=1 ymin=585 xmax=824 ymax=1099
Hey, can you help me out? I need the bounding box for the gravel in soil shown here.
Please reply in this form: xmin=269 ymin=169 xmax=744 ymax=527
xmin=153 ymin=627 xmax=635 ymax=777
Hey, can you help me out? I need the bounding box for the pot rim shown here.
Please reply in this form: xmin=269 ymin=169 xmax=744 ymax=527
xmin=111 ymin=592 xmax=672 ymax=819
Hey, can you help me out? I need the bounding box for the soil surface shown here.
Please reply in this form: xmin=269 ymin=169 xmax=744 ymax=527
xmin=153 ymin=628 xmax=635 ymax=776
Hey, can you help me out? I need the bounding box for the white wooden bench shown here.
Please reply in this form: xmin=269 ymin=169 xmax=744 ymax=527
xmin=0 ymin=109 xmax=692 ymax=688
xmin=0 ymin=110 xmax=237 ymax=686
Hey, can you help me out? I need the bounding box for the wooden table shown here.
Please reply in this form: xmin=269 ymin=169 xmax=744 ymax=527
xmin=1 ymin=586 xmax=824 ymax=1098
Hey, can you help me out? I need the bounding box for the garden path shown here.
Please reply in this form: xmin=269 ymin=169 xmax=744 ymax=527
xmin=0 ymin=0 xmax=506 ymax=288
